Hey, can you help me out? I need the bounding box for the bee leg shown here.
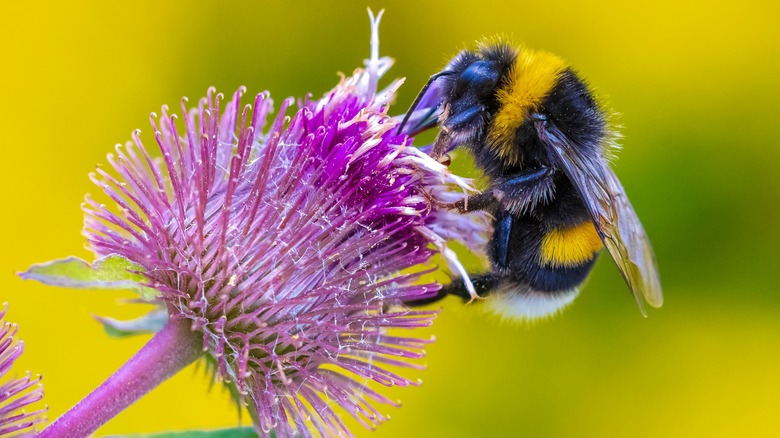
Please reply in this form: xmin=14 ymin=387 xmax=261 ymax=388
xmin=446 ymin=190 xmax=497 ymax=213
xmin=437 ymin=153 xmax=452 ymax=167
xmin=449 ymin=274 xmax=501 ymax=300
xmin=403 ymin=274 xmax=501 ymax=307
xmin=431 ymin=104 xmax=485 ymax=158
xmin=494 ymin=209 xmax=513 ymax=269
xmin=494 ymin=167 xmax=553 ymax=196
xmin=430 ymin=127 xmax=452 ymax=158
xmin=446 ymin=167 xmax=554 ymax=213
xmin=492 ymin=167 xmax=555 ymax=214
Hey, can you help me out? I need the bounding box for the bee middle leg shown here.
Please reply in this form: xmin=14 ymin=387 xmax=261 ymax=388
xmin=446 ymin=166 xmax=555 ymax=213
xmin=447 ymin=190 xmax=498 ymax=213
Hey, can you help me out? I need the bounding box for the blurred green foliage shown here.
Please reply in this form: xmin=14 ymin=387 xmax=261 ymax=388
xmin=1 ymin=1 xmax=778 ymax=436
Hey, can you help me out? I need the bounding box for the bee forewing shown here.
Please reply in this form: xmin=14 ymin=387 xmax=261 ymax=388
xmin=604 ymin=167 xmax=664 ymax=309
xmin=539 ymin=123 xmax=663 ymax=312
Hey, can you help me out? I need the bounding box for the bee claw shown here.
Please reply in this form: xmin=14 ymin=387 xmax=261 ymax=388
xmin=420 ymin=188 xmax=444 ymax=208
xmin=442 ymin=201 xmax=464 ymax=212
xmin=465 ymin=293 xmax=486 ymax=304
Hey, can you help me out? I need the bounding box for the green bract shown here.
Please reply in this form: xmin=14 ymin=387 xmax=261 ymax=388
xmin=21 ymin=254 xmax=158 ymax=300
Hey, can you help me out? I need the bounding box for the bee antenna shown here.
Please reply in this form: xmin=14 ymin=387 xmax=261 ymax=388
xmin=397 ymin=70 xmax=455 ymax=136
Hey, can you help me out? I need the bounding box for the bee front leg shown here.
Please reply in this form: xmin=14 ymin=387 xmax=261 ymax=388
xmin=430 ymin=127 xmax=453 ymax=159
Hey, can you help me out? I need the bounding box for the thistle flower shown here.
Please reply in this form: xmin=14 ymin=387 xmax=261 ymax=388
xmin=0 ymin=305 xmax=46 ymax=436
xmin=26 ymin=11 xmax=489 ymax=437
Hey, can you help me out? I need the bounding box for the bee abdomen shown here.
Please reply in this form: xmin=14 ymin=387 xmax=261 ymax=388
xmin=521 ymin=256 xmax=598 ymax=292
xmin=484 ymin=281 xmax=580 ymax=321
xmin=520 ymin=220 xmax=603 ymax=292
xmin=539 ymin=221 xmax=602 ymax=268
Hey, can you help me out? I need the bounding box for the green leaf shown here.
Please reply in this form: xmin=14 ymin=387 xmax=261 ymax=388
xmin=95 ymin=309 xmax=169 ymax=338
xmin=19 ymin=255 xmax=158 ymax=300
xmin=109 ymin=427 xmax=262 ymax=438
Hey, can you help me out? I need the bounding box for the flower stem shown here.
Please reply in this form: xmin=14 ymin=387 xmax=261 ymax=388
xmin=38 ymin=317 xmax=203 ymax=438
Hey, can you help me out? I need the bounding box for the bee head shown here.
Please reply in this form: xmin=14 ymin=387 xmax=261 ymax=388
xmin=434 ymin=45 xmax=517 ymax=148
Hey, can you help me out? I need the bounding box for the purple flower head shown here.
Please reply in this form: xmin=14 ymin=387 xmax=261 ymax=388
xmin=0 ymin=305 xmax=46 ymax=436
xmin=82 ymin=11 xmax=487 ymax=437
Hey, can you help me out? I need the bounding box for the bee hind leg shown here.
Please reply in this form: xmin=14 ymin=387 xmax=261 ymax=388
xmin=442 ymin=274 xmax=502 ymax=302
xmin=403 ymin=274 xmax=502 ymax=307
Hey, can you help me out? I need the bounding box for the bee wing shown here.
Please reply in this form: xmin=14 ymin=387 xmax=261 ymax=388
xmin=538 ymin=122 xmax=663 ymax=314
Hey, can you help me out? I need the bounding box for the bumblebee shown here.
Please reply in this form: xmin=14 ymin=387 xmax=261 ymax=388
xmin=399 ymin=41 xmax=662 ymax=319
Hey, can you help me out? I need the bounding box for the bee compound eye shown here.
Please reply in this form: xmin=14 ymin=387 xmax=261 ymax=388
xmin=455 ymin=61 xmax=499 ymax=97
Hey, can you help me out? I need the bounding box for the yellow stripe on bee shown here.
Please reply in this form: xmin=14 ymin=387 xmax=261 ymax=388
xmin=540 ymin=221 xmax=603 ymax=267
xmin=488 ymin=49 xmax=567 ymax=165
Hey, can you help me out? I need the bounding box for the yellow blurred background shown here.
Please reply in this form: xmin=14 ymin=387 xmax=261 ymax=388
xmin=2 ymin=1 xmax=779 ymax=436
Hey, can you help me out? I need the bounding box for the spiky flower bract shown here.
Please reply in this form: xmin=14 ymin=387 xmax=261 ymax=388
xmin=0 ymin=305 xmax=46 ymax=437
xmin=78 ymin=12 xmax=487 ymax=437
